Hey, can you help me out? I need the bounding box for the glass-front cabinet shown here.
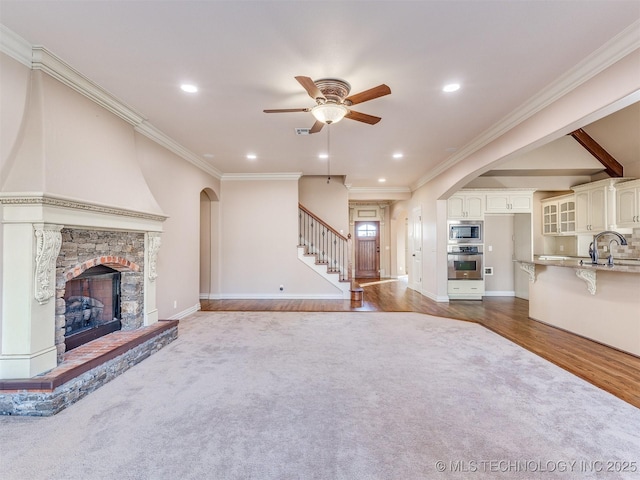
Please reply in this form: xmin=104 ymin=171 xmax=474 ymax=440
xmin=543 ymin=201 xmax=558 ymax=235
xmin=542 ymin=194 xmax=575 ymax=236
xmin=558 ymin=197 xmax=576 ymax=234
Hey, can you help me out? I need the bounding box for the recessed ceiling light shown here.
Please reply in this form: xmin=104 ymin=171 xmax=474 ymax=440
xmin=442 ymin=83 xmax=460 ymax=93
xmin=246 ymin=154 xmax=257 ymax=160
xmin=180 ymin=84 xmax=198 ymax=93
xmin=319 ymin=153 xmax=329 ymax=159
xmin=378 ymin=178 xmax=386 ymax=183
xmin=393 ymin=153 xmax=403 ymax=159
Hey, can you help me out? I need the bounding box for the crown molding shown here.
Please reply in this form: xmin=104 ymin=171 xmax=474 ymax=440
xmin=30 ymin=46 xmax=147 ymax=126
xmin=0 ymin=24 xmax=222 ymax=180
xmin=221 ymin=173 xmax=303 ymax=181
xmin=347 ymin=186 xmax=411 ymax=194
xmin=412 ymin=19 xmax=640 ymax=191
xmin=134 ymin=122 xmax=222 ymax=179
xmin=0 ymin=24 xmax=32 ymax=67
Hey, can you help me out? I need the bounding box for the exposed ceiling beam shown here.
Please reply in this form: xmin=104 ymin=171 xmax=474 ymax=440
xmin=569 ymin=128 xmax=623 ymax=177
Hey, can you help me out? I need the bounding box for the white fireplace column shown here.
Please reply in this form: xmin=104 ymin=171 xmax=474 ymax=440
xmin=1 ymin=221 xmax=62 ymax=378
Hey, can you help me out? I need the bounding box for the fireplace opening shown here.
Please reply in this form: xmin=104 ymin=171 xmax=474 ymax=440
xmin=64 ymin=265 xmax=122 ymax=351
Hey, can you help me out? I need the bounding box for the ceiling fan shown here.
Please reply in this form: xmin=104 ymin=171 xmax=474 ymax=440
xmin=264 ymin=76 xmax=391 ymax=134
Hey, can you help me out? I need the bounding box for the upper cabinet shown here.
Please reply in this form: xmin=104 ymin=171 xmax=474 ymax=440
xmin=447 ymin=193 xmax=484 ymax=219
xmin=572 ymin=178 xmax=629 ymax=233
xmin=541 ymin=194 xmax=575 ymax=235
xmin=485 ymin=191 xmax=534 ymax=213
xmin=448 ymin=189 xmax=534 ymax=219
xmin=616 ymin=179 xmax=640 ymax=228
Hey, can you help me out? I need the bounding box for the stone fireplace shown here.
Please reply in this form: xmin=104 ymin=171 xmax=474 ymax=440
xmin=0 ymin=193 xmax=166 ymax=380
xmin=55 ymin=228 xmax=146 ymax=358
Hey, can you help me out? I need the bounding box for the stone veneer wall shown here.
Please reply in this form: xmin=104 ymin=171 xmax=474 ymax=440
xmin=55 ymin=228 xmax=145 ymax=362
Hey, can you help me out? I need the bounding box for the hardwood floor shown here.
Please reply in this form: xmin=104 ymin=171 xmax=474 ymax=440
xmin=201 ymin=277 xmax=640 ymax=409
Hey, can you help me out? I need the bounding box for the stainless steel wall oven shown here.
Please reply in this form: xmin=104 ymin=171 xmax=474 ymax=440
xmin=447 ymin=245 xmax=483 ymax=280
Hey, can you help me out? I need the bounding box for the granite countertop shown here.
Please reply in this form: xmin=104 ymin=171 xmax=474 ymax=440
xmin=522 ymin=256 xmax=640 ymax=274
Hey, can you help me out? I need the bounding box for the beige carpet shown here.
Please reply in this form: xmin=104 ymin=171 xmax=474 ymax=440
xmin=1 ymin=311 xmax=639 ymax=479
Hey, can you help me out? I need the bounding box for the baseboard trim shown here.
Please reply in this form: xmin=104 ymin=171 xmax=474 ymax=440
xmin=484 ymin=291 xmax=516 ymax=297
xmin=168 ymin=303 xmax=201 ymax=320
xmin=217 ymin=293 xmax=344 ymax=300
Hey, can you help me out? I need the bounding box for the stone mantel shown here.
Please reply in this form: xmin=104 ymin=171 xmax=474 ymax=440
xmin=0 ymin=193 xmax=167 ymax=379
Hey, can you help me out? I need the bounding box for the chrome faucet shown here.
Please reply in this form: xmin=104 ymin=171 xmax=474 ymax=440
xmin=589 ymin=231 xmax=628 ymax=265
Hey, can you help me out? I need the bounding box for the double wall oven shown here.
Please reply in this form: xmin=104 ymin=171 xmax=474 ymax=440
xmin=447 ymin=220 xmax=483 ymax=280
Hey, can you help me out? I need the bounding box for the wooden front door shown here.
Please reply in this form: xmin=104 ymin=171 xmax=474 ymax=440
xmin=355 ymin=221 xmax=380 ymax=278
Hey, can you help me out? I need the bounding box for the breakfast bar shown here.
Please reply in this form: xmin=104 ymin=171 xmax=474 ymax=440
xmin=518 ymin=257 xmax=640 ymax=357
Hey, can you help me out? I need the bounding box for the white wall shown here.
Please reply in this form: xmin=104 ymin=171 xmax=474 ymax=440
xmin=484 ymin=215 xmax=515 ymax=295
xmin=298 ymin=175 xmax=349 ymax=234
xmin=389 ymin=201 xmax=409 ymax=277
xmin=220 ymin=178 xmax=341 ymax=298
xmin=135 ymin=134 xmax=220 ymax=318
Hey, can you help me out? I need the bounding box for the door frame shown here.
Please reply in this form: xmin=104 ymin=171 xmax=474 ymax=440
xmin=354 ymin=220 xmax=380 ymax=278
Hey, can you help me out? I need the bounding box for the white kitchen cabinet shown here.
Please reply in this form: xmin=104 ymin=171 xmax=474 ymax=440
xmin=558 ymin=197 xmax=576 ymax=234
xmin=447 ymin=193 xmax=483 ymax=219
xmin=448 ymin=280 xmax=484 ymax=299
xmin=485 ymin=191 xmax=533 ymax=213
xmin=616 ymin=179 xmax=640 ymax=228
xmin=572 ymin=178 xmax=628 ymax=233
xmin=542 ymin=199 xmax=558 ymax=235
xmin=542 ymin=194 xmax=575 ymax=235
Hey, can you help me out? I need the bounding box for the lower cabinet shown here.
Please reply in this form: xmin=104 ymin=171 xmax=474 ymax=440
xmin=448 ymin=280 xmax=484 ymax=300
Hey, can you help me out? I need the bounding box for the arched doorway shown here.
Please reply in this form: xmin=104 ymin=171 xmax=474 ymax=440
xmin=200 ymin=188 xmax=219 ymax=300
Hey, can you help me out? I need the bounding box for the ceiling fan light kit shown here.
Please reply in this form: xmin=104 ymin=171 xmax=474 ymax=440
xmin=264 ymin=76 xmax=391 ymax=133
xmin=311 ymin=104 xmax=348 ymax=124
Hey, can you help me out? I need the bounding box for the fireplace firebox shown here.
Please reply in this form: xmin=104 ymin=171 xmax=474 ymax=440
xmin=64 ymin=265 xmax=122 ymax=351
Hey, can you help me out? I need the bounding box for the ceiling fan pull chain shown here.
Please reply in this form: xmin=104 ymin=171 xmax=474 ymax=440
xmin=327 ymin=125 xmax=331 ymax=184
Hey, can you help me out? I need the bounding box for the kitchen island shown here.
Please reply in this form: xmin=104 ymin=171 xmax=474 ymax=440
xmin=518 ymin=257 xmax=640 ymax=357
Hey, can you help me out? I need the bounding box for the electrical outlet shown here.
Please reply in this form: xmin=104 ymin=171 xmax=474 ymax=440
xmin=173 ymin=300 xmax=177 ymax=309
xmin=559 ymin=245 xmax=564 ymax=252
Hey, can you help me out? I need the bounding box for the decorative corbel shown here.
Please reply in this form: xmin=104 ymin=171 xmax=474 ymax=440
xmin=519 ymin=262 xmax=536 ymax=283
xmin=34 ymin=224 xmax=63 ymax=304
xmin=147 ymin=232 xmax=161 ymax=281
xmin=575 ymin=268 xmax=597 ymax=295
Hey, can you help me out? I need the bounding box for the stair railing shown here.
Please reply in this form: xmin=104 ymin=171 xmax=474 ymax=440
xmin=298 ymin=204 xmax=352 ymax=282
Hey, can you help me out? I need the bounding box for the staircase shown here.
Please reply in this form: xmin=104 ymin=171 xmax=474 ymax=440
xmin=298 ymin=204 xmax=353 ymax=299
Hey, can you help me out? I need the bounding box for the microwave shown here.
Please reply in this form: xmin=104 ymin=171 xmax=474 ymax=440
xmin=448 ymin=220 xmax=483 ymax=243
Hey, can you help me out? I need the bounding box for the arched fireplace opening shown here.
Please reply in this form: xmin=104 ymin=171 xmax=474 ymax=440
xmin=64 ymin=265 xmax=122 ymax=351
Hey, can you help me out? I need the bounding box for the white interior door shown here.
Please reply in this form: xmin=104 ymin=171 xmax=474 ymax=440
xmin=410 ymin=206 xmax=422 ymax=291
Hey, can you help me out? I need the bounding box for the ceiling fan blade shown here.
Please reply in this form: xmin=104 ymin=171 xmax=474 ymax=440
xmin=263 ymin=108 xmax=310 ymax=113
xmin=345 ymin=110 xmax=381 ymax=125
xmin=295 ymin=76 xmax=326 ymax=101
xmin=309 ymin=120 xmax=324 ymax=134
xmin=344 ymin=84 xmax=391 ymax=106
